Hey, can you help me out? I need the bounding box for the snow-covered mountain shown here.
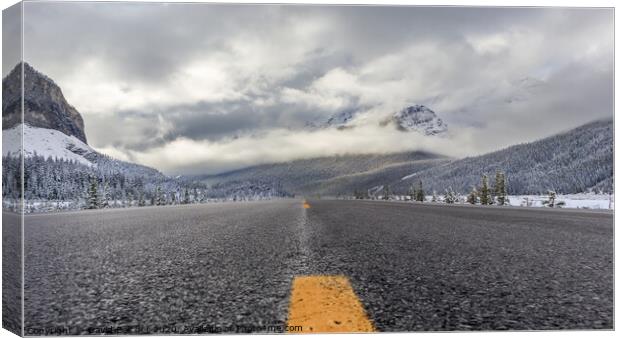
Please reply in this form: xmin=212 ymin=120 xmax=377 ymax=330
xmin=322 ymin=110 xmax=356 ymax=129
xmin=2 ymin=123 xmax=169 ymax=181
xmin=396 ymin=119 xmax=613 ymax=195
xmin=197 ymin=151 xmax=450 ymax=196
xmin=388 ymin=105 xmax=448 ymax=135
xmin=3 ymin=124 xmax=95 ymax=166
xmin=1 ymin=63 xmax=166 ymax=176
xmin=200 ymin=119 xmax=612 ymax=196
xmin=2 ymin=63 xmax=290 ymax=211
xmin=310 ymin=104 xmax=448 ymax=135
xmin=305 ymin=110 xmax=357 ymax=130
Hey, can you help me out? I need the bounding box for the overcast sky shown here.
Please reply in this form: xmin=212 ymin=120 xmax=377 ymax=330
xmin=14 ymin=3 xmax=613 ymax=175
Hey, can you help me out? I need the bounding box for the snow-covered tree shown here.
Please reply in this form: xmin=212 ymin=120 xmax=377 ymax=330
xmin=155 ymin=186 xmax=163 ymax=206
xmin=479 ymin=175 xmax=491 ymax=205
xmin=101 ymin=180 xmax=110 ymax=208
xmin=183 ymin=188 xmax=190 ymax=204
xmin=127 ymin=192 xmax=134 ymax=207
xmin=444 ymin=187 xmax=457 ymax=204
xmin=138 ymin=192 xmax=146 ymax=207
xmin=383 ymin=184 xmax=391 ymax=200
xmin=86 ymin=176 xmax=99 ymax=209
xmin=494 ymin=171 xmax=507 ymax=206
xmin=543 ymin=190 xmax=557 ymax=208
xmin=467 ymin=187 xmax=478 ymax=205
xmin=408 ymin=183 xmax=416 ymax=201
xmin=415 ymin=180 xmax=425 ymax=202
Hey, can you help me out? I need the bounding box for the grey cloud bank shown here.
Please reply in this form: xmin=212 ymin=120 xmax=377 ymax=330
xmin=17 ymin=3 xmax=613 ymax=174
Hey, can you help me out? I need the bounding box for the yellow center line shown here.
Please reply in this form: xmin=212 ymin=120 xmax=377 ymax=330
xmin=287 ymin=275 xmax=376 ymax=333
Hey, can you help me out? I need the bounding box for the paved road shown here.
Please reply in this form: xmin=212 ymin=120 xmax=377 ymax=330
xmin=22 ymin=199 xmax=613 ymax=333
xmin=2 ymin=212 xmax=22 ymax=335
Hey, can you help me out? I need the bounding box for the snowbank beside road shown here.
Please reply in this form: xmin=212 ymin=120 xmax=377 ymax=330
xmin=507 ymin=194 xmax=613 ymax=210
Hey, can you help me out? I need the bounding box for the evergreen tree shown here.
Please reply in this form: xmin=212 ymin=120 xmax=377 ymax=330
xmin=544 ymin=190 xmax=557 ymax=208
xmin=431 ymin=190 xmax=438 ymax=202
xmin=86 ymin=177 xmax=99 ymax=209
xmin=155 ymin=186 xmax=163 ymax=206
xmin=100 ymin=180 xmax=110 ymax=208
xmin=383 ymin=184 xmax=391 ymax=200
xmin=479 ymin=175 xmax=491 ymax=205
xmin=467 ymin=187 xmax=478 ymax=205
xmin=444 ymin=187 xmax=457 ymax=204
xmin=494 ymin=171 xmax=507 ymax=206
xmin=127 ymin=192 xmax=134 ymax=207
xmin=415 ymin=180 xmax=425 ymax=202
xmin=408 ymin=184 xmax=416 ymax=201
xmin=354 ymin=188 xmax=369 ymax=200
xmin=138 ymin=192 xmax=146 ymax=207
xmin=183 ymin=188 xmax=190 ymax=204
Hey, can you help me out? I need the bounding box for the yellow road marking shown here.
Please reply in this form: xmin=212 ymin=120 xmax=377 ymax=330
xmin=287 ymin=275 xmax=375 ymax=333
xmin=303 ymin=201 xmax=311 ymax=209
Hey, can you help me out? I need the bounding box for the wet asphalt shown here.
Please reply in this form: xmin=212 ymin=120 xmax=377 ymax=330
xmin=21 ymin=199 xmax=613 ymax=334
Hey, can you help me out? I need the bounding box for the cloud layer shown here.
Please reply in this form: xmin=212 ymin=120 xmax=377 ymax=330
xmin=18 ymin=3 xmax=613 ymax=174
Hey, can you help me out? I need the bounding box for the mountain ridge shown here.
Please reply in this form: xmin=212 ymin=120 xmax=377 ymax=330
xmin=201 ymin=119 xmax=613 ymax=196
xmin=387 ymin=105 xmax=448 ymax=135
xmin=396 ymin=118 xmax=613 ymax=195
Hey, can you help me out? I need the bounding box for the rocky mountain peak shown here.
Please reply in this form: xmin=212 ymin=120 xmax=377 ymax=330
xmin=2 ymin=62 xmax=87 ymax=143
xmin=391 ymin=105 xmax=447 ymax=135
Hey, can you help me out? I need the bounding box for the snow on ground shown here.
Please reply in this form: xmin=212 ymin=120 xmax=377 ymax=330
xmin=389 ymin=193 xmax=614 ymax=210
xmin=2 ymin=124 xmax=94 ymax=166
xmin=507 ymin=194 xmax=614 ymax=210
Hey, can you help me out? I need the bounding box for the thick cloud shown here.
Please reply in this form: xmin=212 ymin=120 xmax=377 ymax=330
xmin=18 ymin=3 xmax=613 ymax=174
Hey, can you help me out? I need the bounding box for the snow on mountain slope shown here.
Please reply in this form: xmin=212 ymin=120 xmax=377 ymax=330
xmin=3 ymin=124 xmax=95 ymax=166
xmin=305 ymin=110 xmax=357 ymax=130
xmin=390 ymin=105 xmax=448 ymax=135
xmin=310 ymin=105 xmax=448 ymax=135
xmin=397 ymin=119 xmax=612 ymax=195
xmin=323 ymin=110 xmax=356 ymax=129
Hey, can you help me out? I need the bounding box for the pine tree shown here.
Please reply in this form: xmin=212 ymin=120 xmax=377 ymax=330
xmin=127 ymin=192 xmax=134 ymax=207
xmin=479 ymin=175 xmax=491 ymax=205
xmin=155 ymin=186 xmax=163 ymax=206
xmin=416 ymin=180 xmax=425 ymax=202
xmin=494 ymin=171 xmax=507 ymax=206
xmin=86 ymin=177 xmax=99 ymax=209
xmin=467 ymin=187 xmax=478 ymax=205
xmin=100 ymin=180 xmax=110 ymax=208
xmin=544 ymin=190 xmax=557 ymax=208
xmin=408 ymin=184 xmax=416 ymax=201
xmin=444 ymin=187 xmax=457 ymax=204
xmin=431 ymin=190 xmax=438 ymax=202
xmin=183 ymin=188 xmax=190 ymax=204
xmin=383 ymin=184 xmax=391 ymax=200
xmin=138 ymin=192 xmax=146 ymax=207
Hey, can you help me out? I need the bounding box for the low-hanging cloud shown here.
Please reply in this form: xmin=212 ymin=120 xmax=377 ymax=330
xmin=17 ymin=3 xmax=613 ymax=174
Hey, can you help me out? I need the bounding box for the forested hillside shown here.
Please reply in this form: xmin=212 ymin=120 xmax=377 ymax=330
xmin=395 ymin=119 xmax=613 ymax=195
xmin=200 ymin=119 xmax=613 ymax=197
xmin=197 ymin=151 xmax=450 ymax=196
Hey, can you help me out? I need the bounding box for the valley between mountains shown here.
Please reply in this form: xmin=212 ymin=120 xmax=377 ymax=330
xmin=1 ymin=63 xmax=613 ymax=212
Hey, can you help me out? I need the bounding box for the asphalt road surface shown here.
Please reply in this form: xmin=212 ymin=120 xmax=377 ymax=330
xmin=22 ymin=199 xmax=613 ymax=334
